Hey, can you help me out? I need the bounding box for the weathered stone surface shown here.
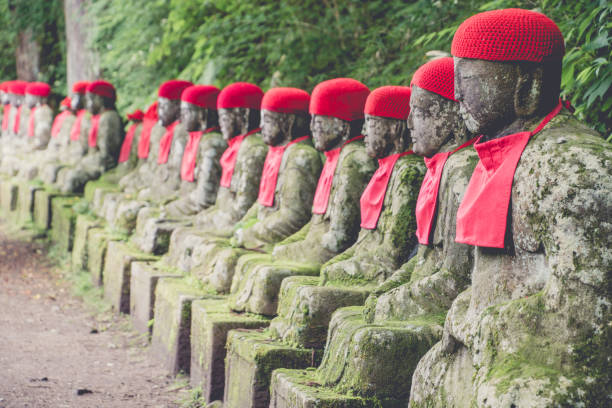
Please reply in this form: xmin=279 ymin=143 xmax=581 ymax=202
xmin=223 ymin=329 xmax=322 ymax=408
xmin=150 ymin=277 xmax=214 ymax=375
xmin=87 ymin=227 xmax=122 ymax=287
xmin=410 ymin=114 xmax=612 ymax=407
xmin=103 ymin=241 xmax=158 ymax=314
xmin=71 ymin=213 xmax=101 ymax=272
xmin=0 ymin=178 xmax=18 ymax=216
xmin=190 ymin=298 xmax=270 ymax=403
xmin=32 ymin=189 xmax=53 ymax=230
xmin=131 ymin=207 xmax=184 ymax=255
xmin=129 ymin=261 xmax=182 ymax=335
xmin=16 ymin=180 xmax=43 ymax=226
xmin=50 ymin=195 xmax=79 ymax=253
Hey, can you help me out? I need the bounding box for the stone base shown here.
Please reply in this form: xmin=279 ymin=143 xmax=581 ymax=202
xmin=33 ymin=189 xmax=72 ymax=232
xmin=0 ymin=178 xmax=18 ymax=220
xmin=50 ymin=195 xmax=80 ymax=253
xmin=190 ymin=298 xmax=270 ymax=404
xmin=16 ymin=180 xmax=43 ymax=226
xmin=87 ymin=228 xmax=112 ymax=286
xmin=83 ymin=178 xmax=120 ymax=203
xmin=129 ymin=261 xmax=182 ymax=335
xmin=71 ymin=214 xmax=102 ymax=272
xmin=150 ymin=277 xmax=216 ymax=375
xmin=270 ymin=369 xmax=393 ymax=408
xmin=103 ymin=241 xmax=158 ymax=314
xmin=223 ymin=330 xmax=322 ymax=408
xmin=270 ymin=276 xmax=370 ymax=349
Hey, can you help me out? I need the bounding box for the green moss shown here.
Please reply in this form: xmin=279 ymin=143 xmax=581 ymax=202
xmin=276 ymin=221 xmax=311 ymax=247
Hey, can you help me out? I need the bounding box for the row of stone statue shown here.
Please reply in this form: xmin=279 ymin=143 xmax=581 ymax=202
xmin=1 ymin=8 xmax=609 ymax=408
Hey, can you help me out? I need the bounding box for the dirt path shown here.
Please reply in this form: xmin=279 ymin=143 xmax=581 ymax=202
xmin=0 ymin=221 xmax=193 ymax=408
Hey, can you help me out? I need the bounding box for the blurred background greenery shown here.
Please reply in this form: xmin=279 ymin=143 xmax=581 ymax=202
xmin=1 ymin=0 xmax=610 ymax=139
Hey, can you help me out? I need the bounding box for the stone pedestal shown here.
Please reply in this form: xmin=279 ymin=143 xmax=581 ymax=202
xmin=87 ymin=228 xmax=114 ymax=286
xmin=0 ymin=178 xmax=18 ymax=219
xmin=190 ymin=298 xmax=270 ymax=403
xmin=33 ymin=189 xmax=72 ymax=231
xmin=83 ymin=178 xmax=120 ymax=203
xmin=103 ymin=241 xmax=158 ymax=314
xmin=223 ymin=329 xmax=322 ymax=408
xmin=50 ymin=195 xmax=80 ymax=253
xmin=16 ymin=181 xmax=42 ymax=226
xmin=130 ymin=261 xmax=182 ymax=335
xmin=71 ymin=214 xmax=102 ymax=272
xmin=150 ymin=277 xmax=216 ymax=375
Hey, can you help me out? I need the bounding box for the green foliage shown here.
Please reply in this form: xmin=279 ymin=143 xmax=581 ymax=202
xmin=85 ymin=0 xmax=609 ymax=137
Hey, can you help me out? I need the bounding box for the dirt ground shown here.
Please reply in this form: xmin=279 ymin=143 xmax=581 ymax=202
xmin=0 ymin=221 xmax=194 ymax=408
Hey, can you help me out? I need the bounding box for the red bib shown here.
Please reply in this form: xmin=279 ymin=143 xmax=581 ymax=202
xmin=157 ymin=121 xmax=179 ymax=164
xmin=118 ymin=123 xmax=139 ymax=163
xmin=456 ymin=101 xmax=564 ymax=248
xmin=88 ymin=114 xmax=101 ymax=147
xmin=415 ymin=137 xmax=478 ymax=244
xmin=27 ymin=106 xmax=37 ymax=137
xmin=312 ymin=135 xmax=364 ymax=215
xmin=70 ymin=109 xmax=87 ymax=141
xmin=2 ymin=105 xmax=10 ymax=131
xmin=137 ymin=118 xmax=157 ymax=159
xmin=180 ymin=126 xmax=219 ymax=182
xmin=219 ymin=127 xmax=261 ymax=188
xmin=360 ymin=151 xmax=413 ymax=229
xmin=51 ymin=110 xmax=71 ymax=139
xmin=258 ymin=135 xmax=310 ymax=207
xmin=13 ymin=106 xmax=22 ymax=134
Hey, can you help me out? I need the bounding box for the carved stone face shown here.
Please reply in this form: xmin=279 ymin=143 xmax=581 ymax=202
xmin=11 ymin=93 xmax=24 ymax=107
xmin=181 ymin=101 xmax=205 ymax=132
xmin=86 ymin=93 xmax=104 ymax=115
xmin=218 ymin=107 xmax=249 ymax=141
xmin=25 ymin=94 xmax=40 ymax=109
xmin=71 ymin=92 xmax=85 ymax=111
xmin=364 ymin=114 xmax=407 ymax=158
xmin=261 ymin=109 xmax=293 ymax=146
xmin=408 ymin=86 xmax=468 ymax=157
xmin=158 ymin=97 xmax=180 ymax=127
xmin=310 ymin=114 xmax=349 ymax=151
xmin=0 ymin=91 xmax=8 ymax=105
xmin=454 ymin=57 xmax=518 ymax=135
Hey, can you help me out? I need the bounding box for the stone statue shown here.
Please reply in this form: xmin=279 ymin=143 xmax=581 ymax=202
xmin=131 ymin=85 xmax=226 ymax=254
xmin=0 ymin=81 xmax=27 ymax=173
xmin=269 ymin=59 xmax=477 ymax=406
xmin=0 ymin=81 xmax=12 ymax=140
xmin=410 ymin=9 xmax=612 ymax=407
xmin=56 ymin=80 xmax=122 ymax=193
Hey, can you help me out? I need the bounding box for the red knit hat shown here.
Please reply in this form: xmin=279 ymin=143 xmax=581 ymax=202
xmin=262 ymin=87 xmax=310 ymax=114
xmin=127 ymin=109 xmax=145 ymax=121
xmin=364 ymin=86 xmax=412 ymax=120
xmin=87 ymin=80 xmax=116 ymax=99
xmin=145 ymin=101 xmax=158 ymax=120
xmin=310 ymin=78 xmax=370 ymax=121
xmin=0 ymin=81 xmax=10 ymax=92
xmin=9 ymin=80 xmax=28 ymax=95
xmin=217 ymin=82 xmax=263 ymax=110
xmin=452 ymin=8 xmax=564 ymax=62
xmin=26 ymin=82 xmax=51 ymax=98
xmin=181 ymin=85 xmax=220 ymax=109
xmin=410 ymin=57 xmax=456 ymax=101
xmin=72 ymin=81 xmax=89 ymax=94
xmin=158 ymin=80 xmax=193 ymax=100
xmin=60 ymin=96 xmax=71 ymax=108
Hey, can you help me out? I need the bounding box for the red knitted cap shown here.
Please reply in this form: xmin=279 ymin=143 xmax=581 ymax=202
xmin=0 ymin=81 xmax=10 ymax=92
xmin=181 ymin=85 xmax=220 ymax=109
xmin=145 ymin=101 xmax=158 ymax=121
xmin=410 ymin=57 xmax=456 ymax=101
xmin=217 ymin=82 xmax=263 ymax=109
xmin=452 ymin=8 xmax=564 ymax=62
xmin=72 ymin=81 xmax=89 ymax=94
xmin=127 ymin=109 xmax=144 ymax=121
xmin=262 ymin=87 xmax=310 ymax=114
xmin=310 ymin=78 xmax=370 ymax=121
xmin=60 ymin=96 xmax=71 ymax=108
xmin=26 ymin=82 xmax=51 ymax=97
xmin=9 ymin=80 xmax=28 ymax=95
xmin=158 ymin=80 xmax=193 ymax=100
xmin=364 ymin=86 xmax=412 ymax=120
xmin=87 ymin=80 xmax=116 ymax=99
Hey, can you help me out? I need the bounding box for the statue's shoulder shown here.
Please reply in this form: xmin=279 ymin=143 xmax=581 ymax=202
xmin=101 ymin=109 xmax=121 ymax=124
xmin=340 ymin=140 xmax=375 ymax=170
xmin=39 ymin=104 xmax=53 ymax=116
xmin=243 ymin=132 xmax=267 ymax=154
xmin=445 ymin=145 xmax=479 ymax=182
xmin=287 ymin=138 xmax=319 ymax=162
xmin=200 ymin=131 xmax=225 ymax=149
xmin=395 ymin=153 xmax=426 ymax=176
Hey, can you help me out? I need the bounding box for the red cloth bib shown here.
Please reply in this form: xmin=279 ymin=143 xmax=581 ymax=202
xmin=456 ymin=101 xmax=564 ymax=248
xmin=157 ymin=121 xmax=179 ymax=164
xmin=88 ymin=114 xmax=101 ymax=147
xmin=258 ymin=135 xmax=310 ymax=207
xmin=360 ymin=151 xmax=414 ymax=229
xmin=51 ymin=110 xmax=71 ymax=139
xmin=415 ymin=137 xmax=478 ymax=244
xmin=69 ymin=109 xmax=87 ymax=141
xmin=118 ymin=122 xmax=139 ymax=163
xmin=219 ymin=127 xmax=261 ymax=188
xmin=2 ymin=105 xmax=10 ymax=131
xmin=137 ymin=118 xmax=157 ymax=159
xmin=180 ymin=126 xmax=219 ymax=182
xmin=13 ymin=106 xmax=22 ymax=134
xmin=27 ymin=107 xmax=37 ymax=137
xmin=312 ymin=135 xmax=364 ymax=215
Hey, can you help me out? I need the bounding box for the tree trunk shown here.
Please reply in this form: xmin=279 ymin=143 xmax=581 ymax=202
xmin=64 ymin=0 xmax=99 ymax=93
xmin=15 ymin=29 xmax=40 ymax=81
